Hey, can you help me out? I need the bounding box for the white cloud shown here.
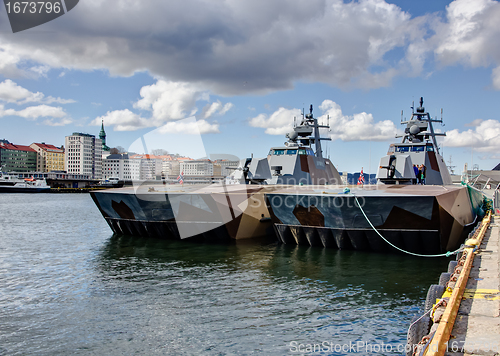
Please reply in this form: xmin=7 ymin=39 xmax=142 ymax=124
xmin=95 ymin=79 xmax=230 ymax=131
xmin=0 ymin=0 xmax=427 ymax=94
xmin=134 ymin=80 xmax=206 ymax=122
xmin=30 ymin=65 xmax=51 ymax=77
xmin=249 ymin=107 xmax=302 ymax=135
xmin=4 ymin=0 xmax=500 ymax=93
xmin=0 ymin=104 xmax=67 ymax=120
xmin=0 ymin=79 xmax=75 ymax=104
xmin=431 ymin=0 xmax=500 ymax=88
xmin=0 ymin=47 xmax=24 ymax=77
xmin=43 ymin=117 xmax=74 ymax=126
xmin=93 ymin=109 xmax=150 ymax=131
xmin=443 ymin=119 xmax=500 ymax=152
xmin=128 ymin=117 xmax=208 ymax=160
xmin=203 ymin=101 xmax=233 ymax=118
xmin=319 ymin=100 xmax=398 ymax=141
xmin=158 ymin=118 xmax=220 ymax=134
xmin=249 ymin=100 xmax=397 ymax=141
xmin=492 ymin=66 xmax=500 ymax=90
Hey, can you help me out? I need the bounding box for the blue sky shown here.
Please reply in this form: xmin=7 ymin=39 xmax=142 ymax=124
xmin=1 ymin=0 xmax=500 ymax=174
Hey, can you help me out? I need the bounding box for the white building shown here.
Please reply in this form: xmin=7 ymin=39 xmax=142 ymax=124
xmin=130 ymin=154 xmax=163 ymax=180
xmin=213 ymin=159 xmax=239 ymax=176
xmin=102 ymin=153 xmax=136 ymax=180
xmin=180 ymin=159 xmax=214 ymax=176
xmin=65 ymin=132 xmax=102 ymax=179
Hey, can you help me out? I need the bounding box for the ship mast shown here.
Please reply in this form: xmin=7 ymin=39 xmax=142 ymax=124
xmin=401 ymin=97 xmax=445 ymax=155
xmin=305 ymin=105 xmax=331 ymax=159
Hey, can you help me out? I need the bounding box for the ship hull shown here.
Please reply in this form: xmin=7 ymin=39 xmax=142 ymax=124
xmin=90 ymin=183 xmax=278 ymax=242
xmin=0 ymin=187 xmax=50 ymax=193
xmin=265 ymin=184 xmax=484 ymax=254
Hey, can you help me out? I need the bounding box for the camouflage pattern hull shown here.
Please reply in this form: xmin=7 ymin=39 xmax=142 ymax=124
xmin=265 ymin=184 xmax=485 ymax=254
xmin=90 ymin=183 xmax=281 ymax=242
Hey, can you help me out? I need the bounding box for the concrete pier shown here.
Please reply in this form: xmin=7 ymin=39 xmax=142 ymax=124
xmin=448 ymin=215 xmax=500 ymax=356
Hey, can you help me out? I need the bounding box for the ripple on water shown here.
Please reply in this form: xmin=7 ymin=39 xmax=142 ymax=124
xmin=0 ymin=194 xmax=451 ymax=355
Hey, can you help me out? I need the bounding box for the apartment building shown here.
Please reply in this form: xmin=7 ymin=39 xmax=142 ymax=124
xmin=0 ymin=139 xmax=37 ymax=172
xmin=30 ymin=142 xmax=65 ymax=172
xmin=65 ymin=133 xmax=102 ymax=179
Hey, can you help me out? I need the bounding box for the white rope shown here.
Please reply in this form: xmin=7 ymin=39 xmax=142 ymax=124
xmin=351 ymin=194 xmax=461 ymax=258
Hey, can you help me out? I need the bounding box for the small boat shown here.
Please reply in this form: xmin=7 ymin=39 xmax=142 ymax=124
xmin=96 ymin=177 xmax=124 ymax=188
xmin=90 ymin=105 xmax=341 ymax=241
xmin=0 ymin=172 xmax=50 ymax=193
xmin=265 ymin=98 xmax=486 ymax=254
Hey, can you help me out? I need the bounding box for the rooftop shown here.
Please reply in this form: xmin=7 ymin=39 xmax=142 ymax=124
xmin=0 ymin=142 xmax=36 ymax=152
xmin=31 ymin=143 xmax=64 ymax=153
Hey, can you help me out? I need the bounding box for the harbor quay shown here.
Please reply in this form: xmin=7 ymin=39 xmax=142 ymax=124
xmin=412 ymin=213 xmax=500 ymax=356
xmin=446 ymin=214 xmax=500 ymax=356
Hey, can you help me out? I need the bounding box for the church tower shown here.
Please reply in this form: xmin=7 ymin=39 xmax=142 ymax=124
xmin=99 ymin=120 xmax=110 ymax=152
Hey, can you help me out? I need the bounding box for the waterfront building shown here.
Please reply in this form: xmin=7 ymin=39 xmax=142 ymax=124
xmin=11 ymin=170 xmax=94 ymax=188
xmin=0 ymin=139 xmax=36 ymax=172
xmin=129 ymin=154 xmax=163 ymax=180
xmin=180 ymin=159 xmax=214 ymax=176
xmin=102 ymin=153 xmax=137 ymax=180
xmin=65 ymin=133 xmax=102 ymax=179
xmin=213 ymin=159 xmax=239 ymax=176
xmin=29 ymin=142 xmax=65 ymax=172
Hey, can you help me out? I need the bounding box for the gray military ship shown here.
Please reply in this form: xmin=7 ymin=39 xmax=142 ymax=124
xmin=90 ymin=105 xmax=341 ymax=242
xmin=265 ymin=98 xmax=486 ymax=254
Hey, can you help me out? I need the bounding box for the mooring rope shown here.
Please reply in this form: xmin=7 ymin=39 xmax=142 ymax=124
xmin=406 ymin=298 xmax=445 ymax=343
xmin=351 ymin=194 xmax=462 ymax=258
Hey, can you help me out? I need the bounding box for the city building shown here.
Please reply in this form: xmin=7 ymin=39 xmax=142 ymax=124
xmin=0 ymin=139 xmax=36 ymax=172
xmin=102 ymin=153 xmax=141 ymax=180
xmin=65 ymin=133 xmax=102 ymax=179
xmin=213 ymin=159 xmax=239 ymax=176
xmin=30 ymin=142 xmax=65 ymax=172
xmin=129 ymin=154 xmax=163 ymax=180
xmin=180 ymin=159 xmax=214 ymax=176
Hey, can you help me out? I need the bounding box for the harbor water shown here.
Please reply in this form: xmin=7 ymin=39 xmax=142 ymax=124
xmin=0 ymin=194 xmax=451 ymax=355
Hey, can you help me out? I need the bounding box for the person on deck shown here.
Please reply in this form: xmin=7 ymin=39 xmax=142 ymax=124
xmin=421 ymin=164 xmax=426 ymax=185
xmin=417 ymin=165 xmax=422 ymax=184
xmin=413 ymin=164 xmax=419 ymax=184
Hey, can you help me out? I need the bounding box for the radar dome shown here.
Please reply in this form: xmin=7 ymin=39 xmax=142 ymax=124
xmin=286 ymin=131 xmax=298 ymax=141
xmin=409 ymin=125 xmax=420 ymax=135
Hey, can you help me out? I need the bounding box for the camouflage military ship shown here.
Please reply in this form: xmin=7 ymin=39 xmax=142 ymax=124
xmin=90 ymin=105 xmax=341 ymax=242
xmin=265 ymin=98 xmax=486 ymax=254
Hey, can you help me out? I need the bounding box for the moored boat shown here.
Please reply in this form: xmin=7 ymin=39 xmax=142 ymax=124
xmin=265 ymin=98 xmax=487 ymax=254
xmin=0 ymin=172 xmax=50 ymax=193
xmin=90 ymin=105 xmax=341 ymax=241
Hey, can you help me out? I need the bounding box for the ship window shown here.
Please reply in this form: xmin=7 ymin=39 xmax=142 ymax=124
xmin=307 ymin=148 xmax=314 ymax=156
xmin=286 ymin=149 xmax=297 ymax=155
xmin=268 ymin=150 xmax=273 ymax=155
xmin=298 ymin=149 xmax=306 ymax=155
xmin=274 ymin=149 xmax=285 ymax=155
xmin=426 ymin=145 xmax=434 ymax=152
xmin=396 ymin=146 xmax=409 ymax=152
xmin=411 ymin=146 xmax=425 ymax=152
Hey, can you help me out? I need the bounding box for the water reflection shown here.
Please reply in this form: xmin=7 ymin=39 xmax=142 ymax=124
xmin=93 ymin=234 xmax=451 ymax=355
xmin=0 ymin=191 xmax=453 ymax=356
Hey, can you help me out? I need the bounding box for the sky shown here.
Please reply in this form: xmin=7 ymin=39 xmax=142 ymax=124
xmin=1 ymin=0 xmax=500 ymax=174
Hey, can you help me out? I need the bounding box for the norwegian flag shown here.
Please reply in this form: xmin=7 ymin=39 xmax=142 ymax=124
xmin=357 ymin=168 xmax=365 ymax=185
xmin=177 ymin=171 xmax=184 ymax=184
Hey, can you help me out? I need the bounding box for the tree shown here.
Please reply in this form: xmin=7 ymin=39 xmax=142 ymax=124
xmin=151 ymin=149 xmax=169 ymax=156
